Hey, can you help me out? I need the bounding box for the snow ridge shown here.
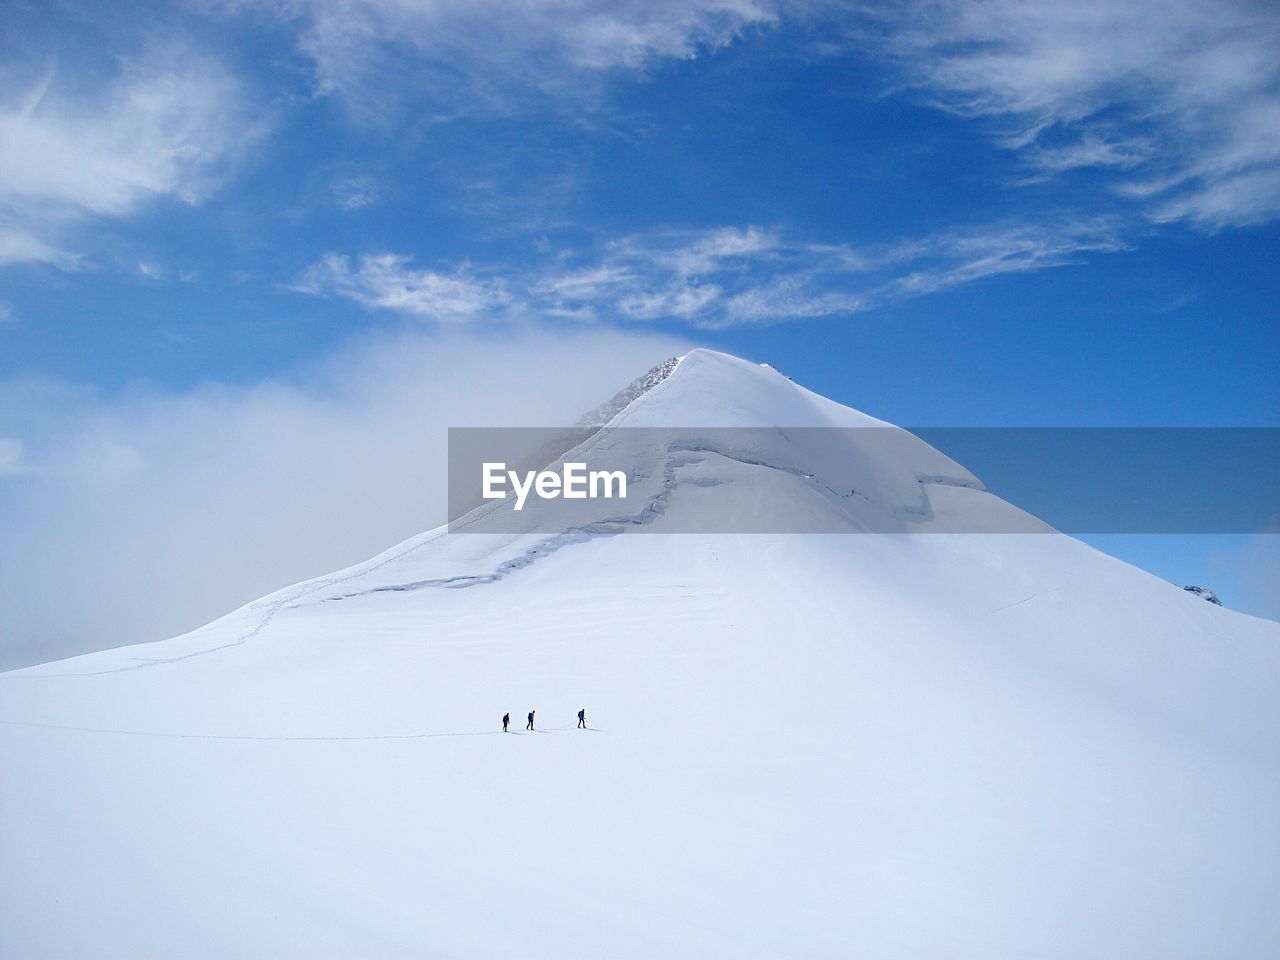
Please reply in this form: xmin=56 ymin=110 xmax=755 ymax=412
xmin=575 ymin=356 xmax=682 ymax=428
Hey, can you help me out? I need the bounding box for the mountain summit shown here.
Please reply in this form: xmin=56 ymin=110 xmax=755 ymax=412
xmin=3 ymin=350 xmax=1278 ymax=958
xmin=451 ymin=348 xmax=1045 ymax=542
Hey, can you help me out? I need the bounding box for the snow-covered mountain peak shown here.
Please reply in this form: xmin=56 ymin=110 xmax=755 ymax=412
xmin=575 ymin=355 xmax=683 ymax=428
xmin=4 ymin=350 xmax=1278 ymax=960
xmin=609 ymin=347 xmax=882 ymax=429
xmin=454 ymin=348 xmax=1008 ymax=538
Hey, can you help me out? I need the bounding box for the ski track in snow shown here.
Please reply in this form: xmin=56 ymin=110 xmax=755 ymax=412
xmin=0 ymin=717 xmax=599 ymax=742
xmin=329 ymin=442 xmax=979 ymax=603
xmin=0 ymin=495 xmax=473 ymax=680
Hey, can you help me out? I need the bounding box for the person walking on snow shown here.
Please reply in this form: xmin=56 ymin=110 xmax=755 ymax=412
xmin=577 ymin=708 xmax=587 ymax=729
xmin=526 ymin=710 xmax=535 ymax=731
xmin=502 ymin=712 xmax=510 ymax=733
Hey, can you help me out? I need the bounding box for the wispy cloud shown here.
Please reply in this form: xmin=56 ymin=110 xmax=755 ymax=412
xmin=293 ymin=218 xmax=1126 ymax=328
xmin=231 ymin=0 xmax=1280 ymax=231
xmin=241 ymin=0 xmax=781 ymax=119
xmin=290 ymin=252 xmax=513 ymax=322
xmin=861 ymin=0 xmax=1280 ymax=229
xmin=1019 ymin=134 xmax=1154 ymax=178
xmin=879 ymin=221 xmax=1127 ymax=299
xmin=330 ymin=174 xmax=379 ymax=210
xmin=599 ymin=220 xmax=1125 ymax=327
xmin=0 ymin=226 xmax=76 ymax=268
xmin=0 ymin=47 xmax=265 ymax=265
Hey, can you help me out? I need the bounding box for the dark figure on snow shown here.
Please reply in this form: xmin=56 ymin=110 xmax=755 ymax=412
xmin=502 ymin=712 xmax=510 ymax=733
xmin=577 ymin=709 xmax=587 ymax=729
xmin=526 ymin=710 xmax=535 ymax=731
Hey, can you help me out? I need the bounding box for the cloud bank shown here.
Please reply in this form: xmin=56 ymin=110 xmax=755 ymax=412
xmin=0 ymin=328 xmax=688 ymax=670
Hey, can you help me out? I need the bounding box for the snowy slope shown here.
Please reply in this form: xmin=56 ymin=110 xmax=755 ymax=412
xmin=2 ymin=349 xmax=1277 ymax=959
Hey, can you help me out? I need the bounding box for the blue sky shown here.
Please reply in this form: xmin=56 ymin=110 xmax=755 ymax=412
xmin=2 ymin=0 xmax=1277 ymax=661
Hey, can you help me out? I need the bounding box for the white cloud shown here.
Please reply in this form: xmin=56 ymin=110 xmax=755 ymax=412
xmin=618 ymin=282 xmax=724 ymax=321
xmin=1021 ymin=134 xmax=1154 ymax=177
xmin=245 ymin=0 xmax=781 ymax=118
xmin=0 ymin=226 xmax=75 ymax=268
xmin=0 ymin=327 xmax=690 ymax=670
xmin=0 ymin=48 xmax=265 ymax=265
xmin=721 ymin=282 xmax=865 ymax=325
xmin=586 ymin=220 xmax=1124 ymax=327
xmin=534 ymin=264 xmax=636 ymax=300
xmin=230 ymin=0 xmax=1280 ymax=233
xmin=291 ymin=252 xmax=513 ymax=321
xmin=653 ymin=225 xmax=780 ymax=277
xmin=331 ymin=174 xmax=379 ymax=210
xmin=881 ymin=220 xmax=1126 ymax=298
xmin=863 ymin=0 xmax=1280 ymax=229
xmin=295 ymin=218 xmax=1125 ymax=328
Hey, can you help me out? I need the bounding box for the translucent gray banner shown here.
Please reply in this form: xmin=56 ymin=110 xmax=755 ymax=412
xmin=447 ymin=427 xmax=1279 ymax=534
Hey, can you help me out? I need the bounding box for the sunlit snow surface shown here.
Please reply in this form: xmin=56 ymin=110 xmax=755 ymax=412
xmin=3 ymin=351 xmax=1277 ymax=958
